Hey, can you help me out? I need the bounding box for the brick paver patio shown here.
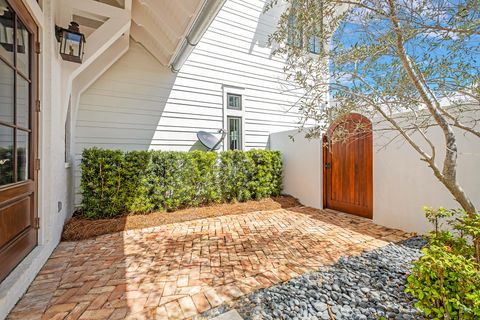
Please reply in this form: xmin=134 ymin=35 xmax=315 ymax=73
xmin=7 ymin=206 xmax=411 ymax=320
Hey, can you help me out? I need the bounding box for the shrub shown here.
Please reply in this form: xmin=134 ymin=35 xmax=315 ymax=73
xmin=218 ymin=150 xmax=252 ymax=202
xmin=406 ymin=207 xmax=480 ymax=319
xmin=80 ymin=148 xmax=283 ymax=218
xmin=189 ymin=151 xmax=220 ymax=206
xmin=147 ymin=151 xmax=220 ymax=211
xmin=247 ymin=149 xmax=282 ymax=199
xmin=80 ymin=148 xmax=151 ymax=218
xmin=123 ymin=151 xmax=153 ymax=213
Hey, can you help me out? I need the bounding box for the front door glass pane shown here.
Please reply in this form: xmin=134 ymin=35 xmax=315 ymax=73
xmin=16 ymin=18 xmax=30 ymax=77
xmin=0 ymin=125 xmax=14 ymax=185
xmin=17 ymin=129 xmax=28 ymax=181
xmin=16 ymin=75 xmax=29 ymax=129
xmin=0 ymin=6 xmax=33 ymax=187
xmin=0 ymin=0 xmax=14 ymax=65
xmin=0 ymin=59 xmax=14 ymax=124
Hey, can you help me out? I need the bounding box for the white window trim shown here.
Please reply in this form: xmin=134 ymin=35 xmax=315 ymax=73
xmin=222 ymin=85 xmax=245 ymax=151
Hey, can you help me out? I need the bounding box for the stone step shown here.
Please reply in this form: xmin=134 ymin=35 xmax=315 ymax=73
xmin=210 ymin=310 xmax=243 ymax=320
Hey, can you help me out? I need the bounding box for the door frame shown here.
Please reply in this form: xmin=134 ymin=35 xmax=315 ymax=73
xmin=322 ymin=113 xmax=373 ymax=218
xmin=0 ymin=0 xmax=39 ymax=283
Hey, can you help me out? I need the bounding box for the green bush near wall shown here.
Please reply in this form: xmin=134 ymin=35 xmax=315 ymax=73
xmin=80 ymin=148 xmax=283 ymax=219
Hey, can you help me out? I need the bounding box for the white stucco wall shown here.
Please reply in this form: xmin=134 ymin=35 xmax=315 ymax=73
xmin=271 ymin=120 xmax=480 ymax=235
xmin=270 ymin=130 xmax=322 ymax=209
xmin=373 ymin=125 xmax=480 ymax=234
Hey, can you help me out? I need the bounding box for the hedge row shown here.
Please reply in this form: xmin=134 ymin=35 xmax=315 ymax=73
xmin=80 ymin=148 xmax=283 ymax=219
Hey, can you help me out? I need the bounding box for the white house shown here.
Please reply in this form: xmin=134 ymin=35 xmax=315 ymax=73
xmin=71 ymin=0 xmax=308 ymax=206
xmin=0 ymin=0 xmax=314 ymax=316
xmin=0 ymin=0 xmax=479 ymax=318
xmin=0 ymin=0 xmax=235 ymax=316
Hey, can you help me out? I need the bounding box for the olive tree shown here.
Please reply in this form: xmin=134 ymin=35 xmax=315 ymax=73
xmin=266 ymin=0 xmax=479 ymax=257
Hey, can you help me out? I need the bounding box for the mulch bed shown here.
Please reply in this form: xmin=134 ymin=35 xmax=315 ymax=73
xmin=62 ymin=195 xmax=301 ymax=241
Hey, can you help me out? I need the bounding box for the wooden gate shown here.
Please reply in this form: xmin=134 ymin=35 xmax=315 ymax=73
xmin=323 ymin=113 xmax=373 ymax=218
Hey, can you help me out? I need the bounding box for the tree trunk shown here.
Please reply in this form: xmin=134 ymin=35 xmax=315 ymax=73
xmin=386 ymin=0 xmax=478 ymax=215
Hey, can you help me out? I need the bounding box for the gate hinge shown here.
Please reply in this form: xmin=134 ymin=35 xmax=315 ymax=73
xmin=35 ymin=41 xmax=41 ymax=54
xmin=34 ymin=158 xmax=40 ymax=171
xmin=35 ymin=100 xmax=41 ymax=112
xmin=33 ymin=217 xmax=40 ymax=229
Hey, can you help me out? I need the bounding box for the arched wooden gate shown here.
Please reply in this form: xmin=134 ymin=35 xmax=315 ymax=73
xmin=323 ymin=113 xmax=373 ymax=219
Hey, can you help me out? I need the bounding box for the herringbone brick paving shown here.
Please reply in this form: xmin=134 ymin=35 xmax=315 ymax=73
xmin=7 ymin=207 xmax=410 ymax=320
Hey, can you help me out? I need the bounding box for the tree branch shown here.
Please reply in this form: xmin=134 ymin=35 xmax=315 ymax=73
xmin=386 ymin=0 xmax=477 ymax=215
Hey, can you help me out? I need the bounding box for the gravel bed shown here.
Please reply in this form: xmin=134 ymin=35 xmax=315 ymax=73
xmin=226 ymin=237 xmax=427 ymax=320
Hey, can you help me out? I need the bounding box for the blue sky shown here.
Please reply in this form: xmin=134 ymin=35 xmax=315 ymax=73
xmin=330 ymin=4 xmax=480 ymax=92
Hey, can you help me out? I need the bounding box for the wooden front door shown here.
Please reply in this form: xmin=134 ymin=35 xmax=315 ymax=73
xmin=0 ymin=0 xmax=39 ymax=282
xmin=323 ymin=113 xmax=373 ymax=218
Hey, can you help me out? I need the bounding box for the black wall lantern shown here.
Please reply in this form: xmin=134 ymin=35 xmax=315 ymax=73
xmin=55 ymin=21 xmax=85 ymax=63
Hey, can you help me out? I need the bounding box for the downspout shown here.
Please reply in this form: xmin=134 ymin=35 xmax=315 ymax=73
xmin=169 ymin=0 xmax=226 ymax=73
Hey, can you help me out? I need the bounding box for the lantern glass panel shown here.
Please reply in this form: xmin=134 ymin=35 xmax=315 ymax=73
xmin=65 ymin=31 xmax=81 ymax=58
xmin=16 ymin=18 xmax=29 ymax=76
xmin=0 ymin=0 xmax=14 ymax=64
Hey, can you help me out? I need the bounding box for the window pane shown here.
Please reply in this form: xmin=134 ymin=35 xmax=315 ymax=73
xmin=16 ymin=75 xmax=29 ymax=129
xmin=228 ymin=117 xmax=242 ymax=150
xmin=0 ymin=0 xmax=14 ymax=65
xmin=0 ymin=59 xmax=14 ymax=124
xmin=230 ymin=118 xmax=234 ymax=149
xmin=16 ymin=18 xmax=30 ymax=77
xmin=309 ymin=35 xmax=320 ymax=54
xmin=287 ymin=13 xmax=302 ymax=47
xmin=17 ymin=129 xmax=28 ymax=181
xmin=0 ymin=125 xmax=14 ymax=186
xmin=227 ymin=93 xmax=241 ymax=110
xmin=287 ymin=14 xmax=295 ymax=45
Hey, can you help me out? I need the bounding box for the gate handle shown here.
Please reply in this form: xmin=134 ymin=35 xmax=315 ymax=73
xmin=0 ymin=159 xmax=10 ymax=165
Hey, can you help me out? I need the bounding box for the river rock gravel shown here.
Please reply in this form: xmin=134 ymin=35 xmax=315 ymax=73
xmin=219 ymin=236 xmax=427 ymax=320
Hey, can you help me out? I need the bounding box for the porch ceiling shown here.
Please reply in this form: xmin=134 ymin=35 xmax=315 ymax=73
xmin=130 ymin=0 xmax=205 ymax=66
xmin=71 ymin=0 xmax=217 ymax=69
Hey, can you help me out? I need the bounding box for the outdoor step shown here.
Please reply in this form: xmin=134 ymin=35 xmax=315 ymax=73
xmin=210 ymin=310 xmax=243 ymax=320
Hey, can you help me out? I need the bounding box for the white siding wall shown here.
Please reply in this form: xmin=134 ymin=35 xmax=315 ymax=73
xmin=74 ymin=0 xmax=304 ymax=205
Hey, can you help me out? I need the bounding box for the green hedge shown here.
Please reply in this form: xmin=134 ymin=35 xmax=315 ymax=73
xmin=80 ymin=148 xmax=282 ymax=219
